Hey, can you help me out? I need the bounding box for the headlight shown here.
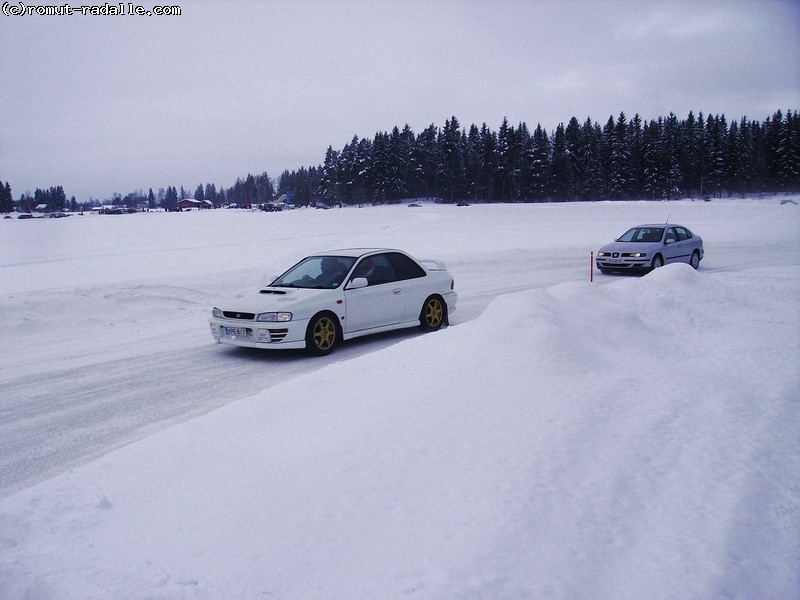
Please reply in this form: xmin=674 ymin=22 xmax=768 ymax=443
xmin=623 ymin=252 xmax=647 ymax=258
xmin=212 ymin=307 xmax=223 ymax=318
xmin=597 ymin=252 xmax=611 ymax=257
xmin=257 ymin=312 xmax=293 ymax=322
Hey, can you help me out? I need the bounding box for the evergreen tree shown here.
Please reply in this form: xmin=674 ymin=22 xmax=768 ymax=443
xmin=774 ymin=110 xmax=800 ymax=192
xmin=369 ymin=132 xmax=391 ymax=203
xmin=204 ymin=183 xmax=217 ymax=207
xmin=627 ymin=114 xmax=644 ymax=198
xmin=437 ymin=117 xmax=465 ymax=202
xmin=319 ymin=146 xmax=341 ymax=205
xmin=162 ymin=186 xmax=178 ymax=211
xmin=550 ymin=123 xmax=571 ymax=201
xmin=604 ymin=112 xmax=630 ymax=199
xmin=703 ymin=114 xmax=728 ymax=198
xmin=0 ymin=180 xmax=13 ymax=213
xmin=386 ymin=126 xmax=409 ymax=201
xmin=529 ymin=124 xmax=550 ymax=201
xmin=338 ymin=135 xmax=368 ymax=204
xmin=464 ymin=124 xmax=483 ymax=201
xmin=581 ymin=119 xmax=605 ymax=200
xmin=479 ymin=123 xmax=498 ymax=201
xmin=414 ymin=124 xmax=439 ymax=200
xmin=495 ymin=117 xmax=513 ymax=200
xmin=564 ymin=117 xmax=583 ymax=199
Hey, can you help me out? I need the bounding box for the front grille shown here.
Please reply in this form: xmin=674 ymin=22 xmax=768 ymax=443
xmin=268 ymin=328 xmax=289 ymax=342
xmin=223 ymin=311 xmax=256 ymax=320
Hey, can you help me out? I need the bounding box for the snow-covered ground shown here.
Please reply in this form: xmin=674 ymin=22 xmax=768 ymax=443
xmin=1 ymin=199 xmax=798 ymax=599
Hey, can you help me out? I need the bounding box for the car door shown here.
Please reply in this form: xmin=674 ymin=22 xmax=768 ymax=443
xmin=663 ymin=227 xmax=683 ymax=263
xmin=343 ymin=253 xmax=406 ymax=333
xmin=664 ymin=226 xmax=693 ymax=264
xmin=385 ymin=252 xmax=431 ymax=323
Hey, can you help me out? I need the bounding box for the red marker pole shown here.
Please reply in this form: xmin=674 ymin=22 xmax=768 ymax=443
xmin=590 ymin=251 xmax=594 ymax=282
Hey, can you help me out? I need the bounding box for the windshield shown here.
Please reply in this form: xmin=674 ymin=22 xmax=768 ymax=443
xmin=270 ymin=255 xmax=357 ymax=289
xmin=618 ymin=227 xmax=664 ymax=243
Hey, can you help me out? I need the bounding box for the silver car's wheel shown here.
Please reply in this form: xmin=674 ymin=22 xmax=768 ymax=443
xmin=651 ymin=255 xmax=664 ymax=269
xmin=690 ymin=251 xmax=700 ymax=269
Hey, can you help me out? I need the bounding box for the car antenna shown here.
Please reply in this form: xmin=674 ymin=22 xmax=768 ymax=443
xmin=665 ymin=214 xmax=670 ymax=225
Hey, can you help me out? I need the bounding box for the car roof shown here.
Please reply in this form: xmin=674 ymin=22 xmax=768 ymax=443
xmin=633 ymin=223 xmax=685 ymax=228
xmin=312 ymin=248 xmax=400 ymax=258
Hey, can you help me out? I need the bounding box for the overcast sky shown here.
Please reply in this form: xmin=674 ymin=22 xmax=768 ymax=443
xmin=1 ymin=0 xmax=798 ymax=200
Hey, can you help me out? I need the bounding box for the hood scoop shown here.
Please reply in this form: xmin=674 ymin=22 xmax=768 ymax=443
xmin=259 ymin=288 xmax=288 ymax=295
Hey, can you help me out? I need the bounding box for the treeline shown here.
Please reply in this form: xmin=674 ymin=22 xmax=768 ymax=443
xmin=4 ymin=109 xmax=797 ymax=213
xmin=4 ymin=184 xmax=79 ymax=213
xmin=97 ymin=172 xmax=277 ymax=211
xmin=276 ymin=109 xmax=800 ymax=205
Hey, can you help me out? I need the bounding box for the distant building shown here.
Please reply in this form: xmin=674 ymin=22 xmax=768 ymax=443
xmin=177 ymin=199 xmax=213 ymax=211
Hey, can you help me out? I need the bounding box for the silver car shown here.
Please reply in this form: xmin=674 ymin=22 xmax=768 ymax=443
xmin=596 ymin=224 xmax=703 ymax=274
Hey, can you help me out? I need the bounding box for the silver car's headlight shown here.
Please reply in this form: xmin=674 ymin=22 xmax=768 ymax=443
xmin=623 ymin=252 xmax=647 ymax=258
xmin=597 ymin=251 xmax=611 ymax=257
xmin=257 ymin=312 xmax=293 ymax=322
xmin=212 ymin=307 xmax=223 ymax=318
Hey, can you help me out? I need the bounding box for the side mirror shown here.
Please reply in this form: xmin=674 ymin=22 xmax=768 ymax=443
xmin=346 ymin=277 xmax=368 ymax=290
xmin=665 ymin=237 xmax=676 ymax=245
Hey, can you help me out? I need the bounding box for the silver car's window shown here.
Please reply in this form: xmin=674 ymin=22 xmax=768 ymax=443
xmin=619 ymin=227 xmax=664 ymax=242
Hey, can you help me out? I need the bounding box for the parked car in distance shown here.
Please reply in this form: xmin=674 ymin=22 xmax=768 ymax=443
xmin=596 ymin=224 xmax=704 ymax=274
xmin=408 ymin=202 xmax=422 ymax=207
xmin=209 ymin=248 xmax=457 ymax=356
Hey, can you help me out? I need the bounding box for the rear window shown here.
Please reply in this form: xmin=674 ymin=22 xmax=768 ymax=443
xmin=387 ymin=252 xmax=426 ymax=280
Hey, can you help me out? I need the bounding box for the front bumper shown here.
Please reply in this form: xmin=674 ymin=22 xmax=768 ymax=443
xmin=596 ymin=258 xmax=649 ymax=271
xmin=209 ymin=317 xmax=310 ymax=350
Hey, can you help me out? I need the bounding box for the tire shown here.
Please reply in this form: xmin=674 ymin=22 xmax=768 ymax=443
xmin=419 ymin=295 xmax=446 ymax=332
xmin=599 ymin=267 xmax=611 ymax=275
xmin=690 ymin=251 xmax=700 ymax=270
xmin=305 ymin=313 xmax=339 ymax=356
xmin=651 ymin=255 xmax=664 ymax=270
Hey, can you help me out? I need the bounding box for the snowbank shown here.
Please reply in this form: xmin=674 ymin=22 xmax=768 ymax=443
xmin=1 ymin=250 xmax=798 ymax=599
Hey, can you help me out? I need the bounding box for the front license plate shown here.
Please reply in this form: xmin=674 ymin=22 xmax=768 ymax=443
xmin=609 ymin=259 xmax=622 ymax=264
xmin=224 ymin=327 xmax=250 ymax=337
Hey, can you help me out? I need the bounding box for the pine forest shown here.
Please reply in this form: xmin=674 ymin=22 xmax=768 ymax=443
xmin=2 ymin=109 xmax=798 ymax=213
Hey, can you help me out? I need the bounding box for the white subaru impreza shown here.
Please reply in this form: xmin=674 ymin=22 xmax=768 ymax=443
xmin=209 ymin=248 xmax=457 ymax=355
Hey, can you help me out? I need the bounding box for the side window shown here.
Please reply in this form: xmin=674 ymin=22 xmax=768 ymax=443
xmin=665 ymin=227 xmax=678 ymax=242
xmin=675 ymin=227 xmax=691 ymax=241
xmin=352 ymin=254 xmax=397 ymax=286
xmin=387 ymin=252 xmax=426 ymax=280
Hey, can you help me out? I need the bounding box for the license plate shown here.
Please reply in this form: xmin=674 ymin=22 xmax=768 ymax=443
xmin=609 ymin=259 xmax=622 ymax=264
xmin=224 ymin=327 xmax=250 ymax=337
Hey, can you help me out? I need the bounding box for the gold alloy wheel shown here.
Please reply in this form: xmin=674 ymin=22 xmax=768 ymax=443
xmin=312 ymin=316 xmax=337 ymax=351
xmin=423 ymin=297 xmax=444 ymax=329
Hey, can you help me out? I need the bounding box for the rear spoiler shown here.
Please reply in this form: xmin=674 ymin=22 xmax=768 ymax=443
xmin=418 ymin=258 xmax=447 ymax=271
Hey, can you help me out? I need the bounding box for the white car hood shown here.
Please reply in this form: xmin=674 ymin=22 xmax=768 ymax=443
xmin=217 ymin=287 xmax=332 ymax=314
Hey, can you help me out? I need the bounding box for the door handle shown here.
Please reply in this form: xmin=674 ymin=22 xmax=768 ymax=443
xmin=393 ymin=288 xmax=402 ymax=294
